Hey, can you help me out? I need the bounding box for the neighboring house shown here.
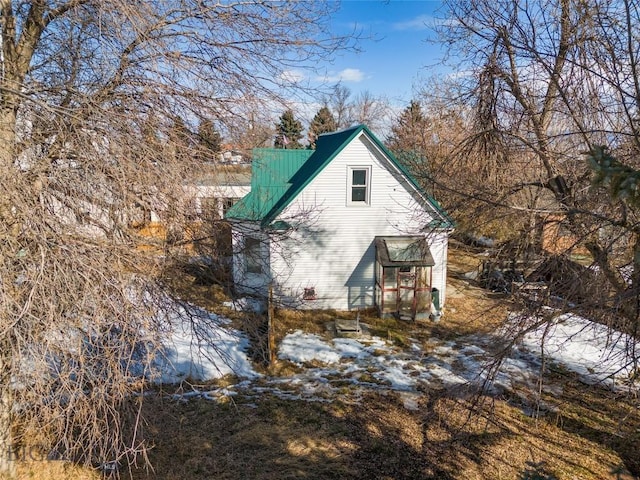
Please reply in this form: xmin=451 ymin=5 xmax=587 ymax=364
xmin=531 ymin=189 xmax=589 ymax=256
xmin=226 ymin=125 xmax=454 ymax=320
xmin=134 ymin=166 xmax=251 ymax=255
xmin=218 ymin=149 xmax=249 ymax=165
xmin=189 ymin=166 xmax=252 ymax=220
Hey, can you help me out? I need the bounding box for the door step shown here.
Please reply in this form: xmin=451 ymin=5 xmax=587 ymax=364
xmin=335 ymin=319 xmax=362 ymax=335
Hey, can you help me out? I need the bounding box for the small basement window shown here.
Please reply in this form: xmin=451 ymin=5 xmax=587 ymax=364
xmin=348 ymin=167 xmax=370 ymax=204
xmin=303 ymin=287 xmax=317 ymax=300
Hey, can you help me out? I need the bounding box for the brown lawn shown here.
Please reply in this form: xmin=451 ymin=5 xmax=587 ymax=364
xmin=15 ymin=242 xmax=640 ymax=480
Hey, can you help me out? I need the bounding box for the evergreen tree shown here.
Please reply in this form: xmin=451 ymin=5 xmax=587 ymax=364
xmin=197 ymin=119 xmax=222 ymax=161
xmin=275 ymin=109 xmax=303 ymax=149
xmin=588 ymin=146 xmax=640 ymax=208
xmin=168 ymin=115 xmax=195 ymax=161
xmin=308 ymin=106 xmax=337 ymax=149
xmin=387 ymin=100 xmax=427 ymax=154
xmin=386 ymin=100 xmax=438 ymax=195
xmin=168 ymin=115 xmax=193 ymax=145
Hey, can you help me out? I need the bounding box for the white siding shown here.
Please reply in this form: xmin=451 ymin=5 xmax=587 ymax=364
xmin=269 ymin=133 xmax=450 ymax=311
xmin=426 ymin=232 xmax=449 ymax=307
xmin=185 ymin=184 xmax=251 ymax=218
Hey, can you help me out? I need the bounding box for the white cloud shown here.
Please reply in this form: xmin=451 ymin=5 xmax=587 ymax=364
xmin=392 ymin=14 xmax=433 ymax=31
xmin=339 ymin=68 xmax=366 ymax=82
xmin=319 ymin=68 xmax=366 ymax=83
xmin=446 ymin=69 xmax=475 ymax=80
xmin=279 ymin=69 xmax=306 ymax=84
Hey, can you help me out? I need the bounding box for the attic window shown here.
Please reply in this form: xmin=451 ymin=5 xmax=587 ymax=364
xmin=348 ymin=166 xmax=370 ymax=205
xmin=303 ymin=287 xmax=317 ymax=300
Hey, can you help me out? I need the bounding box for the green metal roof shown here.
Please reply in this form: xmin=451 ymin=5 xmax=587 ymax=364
xmin=225 ymin=148 xmax=313 ymax=221
xmin=226 ymin=125 xmax=454 ymax=229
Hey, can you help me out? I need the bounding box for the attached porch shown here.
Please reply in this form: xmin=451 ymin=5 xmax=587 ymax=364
xmin=374 ymin=236 xmax=440 ymax=321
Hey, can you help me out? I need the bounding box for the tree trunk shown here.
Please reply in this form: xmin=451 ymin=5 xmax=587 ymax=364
xmin=0 ymin=354 xmax=16 ymax=478
xmin=631 ymin=235 xmax=640 ymax=344
xmin=0 ymin=94 xmax=19 ymax=480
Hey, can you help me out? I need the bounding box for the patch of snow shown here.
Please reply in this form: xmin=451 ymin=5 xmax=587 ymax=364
xmin=373 ymin=362 xmax=416 ymax=390
xmin=333 ymin=338 xmax=372 ymax=359
xmin=155 ymin=302 xmax=259 ymax=383
xmin=464 ymin=271 xmax=479 ymax=280
xmin=421 ymin=363 xmax=468 ymax=386
xmin=398 ymin=391 xmax=422 ymax=410
xmin=519 ymin=313 xmax=639 ymax=391
xmin=278 ymin=331 xmax=342 ymax=364
xmin=152 ymin=298 xmax=638 ymax=413
xmin=223 ymin=297 xmax=265 ymax=313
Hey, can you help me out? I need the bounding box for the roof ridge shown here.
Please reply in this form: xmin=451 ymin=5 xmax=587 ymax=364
xmin=226 ymin=125 xmax=453 ymax=229
xmin=317 ymin=124 xmax=363 ymax=137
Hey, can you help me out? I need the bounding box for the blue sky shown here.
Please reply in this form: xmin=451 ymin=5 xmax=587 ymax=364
xmin=275 ymin=1 xmax=451 ymax=134
xmin=325 ymin=0 xmax=448 ymax=106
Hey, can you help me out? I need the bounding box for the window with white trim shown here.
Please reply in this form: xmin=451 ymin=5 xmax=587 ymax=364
xmin=244 ymin=236 xmax=262 ymax=274
xmin=348 ymin=166 xmax=370 ymax=204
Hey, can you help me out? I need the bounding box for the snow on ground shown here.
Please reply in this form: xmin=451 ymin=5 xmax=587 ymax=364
xmin=520 ymin=313 xmax=639 ymax=390
xmin=157 ymin=302 xmax=639 ymax=409
xmin=155 ymin=302 xmax=259 ymax=383
xmin=222 ymin=297 xmax=265 ymax=313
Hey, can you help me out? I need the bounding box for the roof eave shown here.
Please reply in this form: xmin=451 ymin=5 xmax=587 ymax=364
xmin=261 ymin=125 xmax=367 ymax=225
xmin=358 ymin=126 xmax=454 ymax=227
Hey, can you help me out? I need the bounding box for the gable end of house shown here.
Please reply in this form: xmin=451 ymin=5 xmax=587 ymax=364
xmin=226 ymin=124 xmax=453 ymax=230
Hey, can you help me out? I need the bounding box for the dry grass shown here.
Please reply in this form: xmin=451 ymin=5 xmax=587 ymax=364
xmin=441 ymin=241 xmax=510 ymax=337
xmin=14 ymin=244 xmax=640 ymax=480
xmin=15 ymin=461 xmax=101 ymax=480
xmin=19 ymin=387 xmax=636 ymax=480
xmin=112 ymin=388 xmax=635 ymax=480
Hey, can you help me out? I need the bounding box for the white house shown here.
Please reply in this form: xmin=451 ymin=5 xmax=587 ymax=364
xmin=188 ymin=166 xmax=251 ymax=220
xmin=226 ymin=125 xmax=454 ymax=320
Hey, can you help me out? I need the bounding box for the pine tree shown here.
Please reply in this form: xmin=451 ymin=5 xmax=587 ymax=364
xmin=197 ymin=119 xmax=222 ymax=161
xmin=168 ymin=115 xmax=193 ymax=144
xmin=308 ymin=106 xmax=337 ymax=149
xmin=386 ymin=100 xmax=434 ymax=194
xmin=275 ymin=109 xmax=303 ymax=149
xmin=168 ymin=115 xmax=195 ymax=161
xmin=387 ymin=100 xmax=427 ymax=154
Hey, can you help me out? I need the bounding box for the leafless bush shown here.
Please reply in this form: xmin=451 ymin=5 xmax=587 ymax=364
xmin=0 ymin=1 xmax=355 ymax=475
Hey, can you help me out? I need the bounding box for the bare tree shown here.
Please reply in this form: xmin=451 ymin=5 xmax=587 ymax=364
xmin=226 ymin=108 xmax=275 ymax=155
xmin=325 ymin=84 xmax=353 ymax=129
xmin=436 ymin=0 xmax=640 ymax=388
xmin=385 ymin=87 xmax=471 ymax=229
xmin=0 ymin=0 xmax=353 ymax=475
xmin=324 ymin=85 xmax=391 ymax=131
xmin=349 ymin=90 xmax=391 ymax=132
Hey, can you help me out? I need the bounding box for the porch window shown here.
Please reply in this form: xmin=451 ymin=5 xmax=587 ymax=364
xmin=222 ymin=197 xmax=237 ymax=216
xmin=348 ymin=167 xmax=370 ymax=204
xmin=244 ymin=236 xmax=262 ymax=274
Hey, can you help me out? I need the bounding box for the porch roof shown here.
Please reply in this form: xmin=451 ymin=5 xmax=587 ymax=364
xmin=375 ymin=236 xmax=435 ymax=267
